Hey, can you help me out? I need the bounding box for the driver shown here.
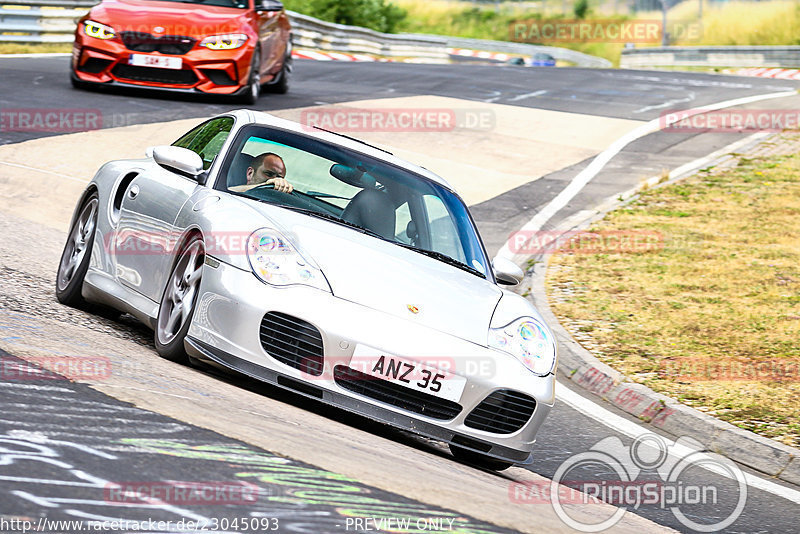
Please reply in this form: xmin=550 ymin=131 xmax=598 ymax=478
xmin=230 ymin=152 xmax=293 ymax=193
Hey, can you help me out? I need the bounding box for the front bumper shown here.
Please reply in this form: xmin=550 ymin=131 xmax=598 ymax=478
xmin=72 ymin=38 xmax=254 ymax=95
xmin=186 ymin=259 xmax=555 ymax=464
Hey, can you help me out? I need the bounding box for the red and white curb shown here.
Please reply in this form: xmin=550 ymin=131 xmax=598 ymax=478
xmin=291 ymin=49 xmax=379 ymax=62
xmin=734 ymin=67 xmax=800 ymax=80
xmin=446 ymin=47 xmax=515 ymax=62
xmin=290 ymin=49 xmax=447 ymax=64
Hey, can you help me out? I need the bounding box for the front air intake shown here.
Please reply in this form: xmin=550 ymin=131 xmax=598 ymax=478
xmin=464 ymin=389 xmax=536 ymax=434
xmin=259 ymin=312 xmax=324 ymax=376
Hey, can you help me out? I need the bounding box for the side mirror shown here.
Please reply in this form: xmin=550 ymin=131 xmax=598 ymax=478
xmin=492 ymin=256 xmax=524 ymax=286
xmin=152 ymin=146 xmax=204 ymax=178
xmin=257 ymin=0 xmax=284 ymax=11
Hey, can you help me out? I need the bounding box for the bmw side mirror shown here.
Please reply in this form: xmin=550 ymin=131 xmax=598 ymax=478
xmin=257 ymin=0 xmax=284 ymax=11
xmin=152 ymin=146 xmax=204 ymax=178
xmin=492 ymin=256 xmax=524 ymax=286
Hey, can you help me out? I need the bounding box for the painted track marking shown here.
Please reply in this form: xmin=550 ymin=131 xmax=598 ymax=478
xmin=498 ymin=89 xmax=798 ymax=263
xmin=557 ymin=385 xmax=800 ymax=505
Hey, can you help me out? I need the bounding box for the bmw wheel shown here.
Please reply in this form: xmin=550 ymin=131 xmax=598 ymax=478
xmin=241 ymin=50 xmax=261 ymax=105
xmin=265 ymin=47 xmax=291 ymax=95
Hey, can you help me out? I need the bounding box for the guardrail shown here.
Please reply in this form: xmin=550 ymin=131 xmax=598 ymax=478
xmin=288 ymin=11 xmax=448 ymax=60
xmin=443 ymin=36 xmax=611 ymax=68
xmin=621 ymin=45 xmax=800 ymax=69
xmin=0 ymin=1 xmax=610 ymax=67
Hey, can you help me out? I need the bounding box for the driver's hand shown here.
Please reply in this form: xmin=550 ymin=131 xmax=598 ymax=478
xmin=267 ymin=178 xmax=293 ymax=194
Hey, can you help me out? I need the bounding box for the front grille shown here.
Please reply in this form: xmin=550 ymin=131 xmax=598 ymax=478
xmin=259 ymin=312 xmax=324 ymax=376
xmin=120 ymin=32 xmax=196 ymax=55
xmin=333 ymin=365 xmax=462 ymax=420
xmin=78 ymin=57 xmax=112 ymax=74
xmin=464 ymin=390 xmax=536 ymax=434
xmin=200 ymin=68 xmax=237 ymax=86
xmin=111 ymin=64 xmax=198 ymax=85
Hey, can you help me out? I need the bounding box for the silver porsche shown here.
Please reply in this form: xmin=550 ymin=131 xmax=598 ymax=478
xmin=56 ymin=109 xmax=556 ymax=470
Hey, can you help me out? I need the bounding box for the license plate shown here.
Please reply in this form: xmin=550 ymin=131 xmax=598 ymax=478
xmin=128 ymin=54 xmax=182 ymax=70
xmin=351 ymin=345 xmax=466 ymax=403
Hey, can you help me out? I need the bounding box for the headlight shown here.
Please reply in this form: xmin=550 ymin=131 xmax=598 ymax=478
xmin=199 ymin=34 xmax=248 ymax=50
xmin=84 ymin=20 xmax=115 ymax=40
xmin=246 ymin=228 xmax=330 ymax=292
xmin=488 ymin=318 xmax=556 ymax=376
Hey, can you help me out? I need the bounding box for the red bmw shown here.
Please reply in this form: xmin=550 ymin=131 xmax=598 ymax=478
xmin=71 ymin=0 xmax=292 ymax=103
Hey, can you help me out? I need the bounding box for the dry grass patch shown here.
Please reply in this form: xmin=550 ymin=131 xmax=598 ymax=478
xmin=0 ymin=43 xmax=72 ymax=54
xmin=547 ymin=141 xmax=800 ymax=447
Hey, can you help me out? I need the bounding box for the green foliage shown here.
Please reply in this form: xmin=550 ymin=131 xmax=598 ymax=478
xmin=286 ymin=0 xmax=407 ymax=33
xmin=573 ymin=0 xmax=589 ymax=19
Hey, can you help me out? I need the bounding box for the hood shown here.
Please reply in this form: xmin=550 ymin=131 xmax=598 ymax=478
xmin=250 ymin=203 xmax=502 ymax=346
xmin=91 ymin=0 xmax=248 ymax=37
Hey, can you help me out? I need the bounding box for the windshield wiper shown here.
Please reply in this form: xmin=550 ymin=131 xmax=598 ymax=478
xmin=394 ymin=243 xmax=486 ymax=278
xmin=281 ymin=206 xmax=388 ymax=240
xmin=305 ymin=191 xmax=349 ymax=200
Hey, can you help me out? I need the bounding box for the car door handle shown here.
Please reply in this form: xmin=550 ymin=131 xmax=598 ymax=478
xmin=128 ymin=185 xmax=140 ymax=200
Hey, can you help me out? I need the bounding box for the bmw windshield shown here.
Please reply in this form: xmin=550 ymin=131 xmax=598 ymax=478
xmin=217 ymin=126 xmax=491 ymax=279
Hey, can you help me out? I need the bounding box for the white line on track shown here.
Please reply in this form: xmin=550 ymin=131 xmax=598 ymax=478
xmin=0 ymin=161 xmax=87 ymax=183
xmin=0 ymin=53 xmax=71 ymax=58
xmin=556 ymin=385 xmax=800 ymax=505
xmin=632 ymin=93 xmax=694 ymax=114
xmin=508 ymin=90 xmax=547 ymax=102
xmin=498 ymin=89 xmax=798 ymax=263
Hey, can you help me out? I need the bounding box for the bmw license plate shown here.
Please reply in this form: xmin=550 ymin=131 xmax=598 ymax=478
xmin=128 ymin=54 xmax=182 ymax=70
xmin=351 ymin=345 xmax=466 ymax=403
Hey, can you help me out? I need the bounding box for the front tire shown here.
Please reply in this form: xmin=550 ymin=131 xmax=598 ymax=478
xmin=155 ymin=236 xmax=204 ymax=363
xmin=70 ymin=70 xmax=93 ymax=91
xmin=265 ymin=53 xmax=291 ymax=95
xmin=56 ymin=193 xmax=99 ymax=307
xmin=449 ymin=444 xmax=514 ymax=471
xmin=240 ymin=50 xmax=261 ymax=105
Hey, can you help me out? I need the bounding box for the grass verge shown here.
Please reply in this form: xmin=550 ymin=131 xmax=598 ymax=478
xmin=546 ymin=133 xmax=800 ymax=447
xmin=0 ymin=43 xmax=72 ymax=54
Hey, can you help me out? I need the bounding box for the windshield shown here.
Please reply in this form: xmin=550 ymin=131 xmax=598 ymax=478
xmin=217 ymin=126 xmax=491 ymax=279
xmin=148 ymin=0 xmax=248 ymax=9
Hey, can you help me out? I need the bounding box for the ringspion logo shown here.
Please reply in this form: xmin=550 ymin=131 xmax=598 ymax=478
xmin=511 ymin=433 xmax=747 ymax=532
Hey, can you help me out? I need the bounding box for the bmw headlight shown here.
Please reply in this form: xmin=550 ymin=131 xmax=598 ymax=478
xmin=84 ymin=20 xmax=116 ymax=40
xmin=488 ymin=318 xmax=556 ymax=376
xmin=246 ymin=228 xmax=330 ymax=292
xmin=199 ymin=34 xmax=248 ymax=50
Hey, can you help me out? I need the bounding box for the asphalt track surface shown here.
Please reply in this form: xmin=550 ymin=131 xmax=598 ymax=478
xmin=1 ymin=57 xmax=800 ymax=533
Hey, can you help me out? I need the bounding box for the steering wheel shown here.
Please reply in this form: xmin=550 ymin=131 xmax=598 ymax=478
xmin=251 ymin=182 xmax=293 ymax=195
